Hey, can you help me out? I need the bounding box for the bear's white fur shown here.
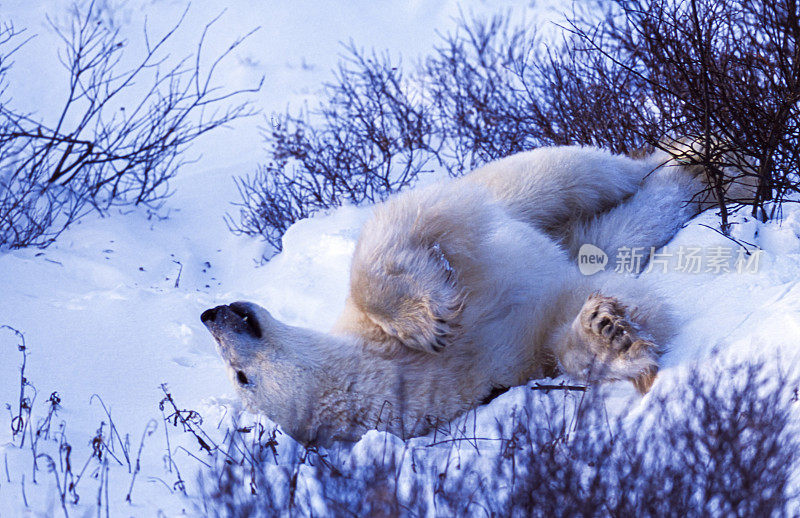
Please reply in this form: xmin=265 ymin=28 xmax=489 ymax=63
xmin=202 ymin=145 xmax=750 ymax=445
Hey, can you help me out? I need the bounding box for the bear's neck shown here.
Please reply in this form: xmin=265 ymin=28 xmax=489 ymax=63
xmin=301 ymin=331 xmax=488 ymax=443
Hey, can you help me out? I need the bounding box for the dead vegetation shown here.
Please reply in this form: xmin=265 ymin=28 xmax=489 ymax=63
xmin=1 ymin=326 xmax=798 ymax=516
xmin=231 ymin=0 xmax=800 ymax=254
xmin=0 ymin=1 xmax=261 ymax=250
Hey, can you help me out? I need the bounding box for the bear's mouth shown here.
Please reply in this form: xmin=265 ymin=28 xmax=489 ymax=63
xmin=201 ymin=304 xmax=262 ymax=339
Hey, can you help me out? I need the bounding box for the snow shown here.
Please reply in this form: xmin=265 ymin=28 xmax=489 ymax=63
xmin=3 ymin=169 xmax=799 ymax=515
xmin=1 ymin=1 xmax=799 ymax=516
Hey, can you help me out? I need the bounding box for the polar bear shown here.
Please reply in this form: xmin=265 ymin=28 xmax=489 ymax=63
xmin=201 ymin=144 xmax=752 ymax=445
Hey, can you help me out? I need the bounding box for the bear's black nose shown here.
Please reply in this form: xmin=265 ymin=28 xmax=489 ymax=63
xmin=201 ymin=307 xmax=219 ymax=323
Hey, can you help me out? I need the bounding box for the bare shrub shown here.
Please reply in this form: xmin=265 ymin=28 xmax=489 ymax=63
xmin=226 ymin=46 xmax=440 ymax=252
xmin=439 ymin=361 xmax=799 ymax=517
xmin=563 ymin=0 xmax=800 ymax=231
xmin=232 ymin=1 xmax=800 ymax=248
xmin=0 ymin=1 xmax=260 ymax=249
xmin=196 ymin=360 xmax=799 ymax=516
xmin=423 ymin=15 xmax=543 ymax=175
xmin=426 ymin=0 xmax=800 ymax=228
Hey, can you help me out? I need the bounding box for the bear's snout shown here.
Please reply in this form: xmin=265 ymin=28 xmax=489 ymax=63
xmin=201 ymin=306 xmax=223 ymax=323
xmin=201 ymin=304 xmax=262 ymax=339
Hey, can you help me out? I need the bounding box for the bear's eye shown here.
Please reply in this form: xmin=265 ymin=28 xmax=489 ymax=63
xmin=236 ymin=370 xmax=249 ymax=385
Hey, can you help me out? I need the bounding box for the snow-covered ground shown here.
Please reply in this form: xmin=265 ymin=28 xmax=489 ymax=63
xmin=1 ymin=1 xmax=799 ymax=516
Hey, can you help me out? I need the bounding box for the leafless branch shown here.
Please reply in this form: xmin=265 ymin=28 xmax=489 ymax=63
xmin=0 ymin=2 xmax=262 ymax=249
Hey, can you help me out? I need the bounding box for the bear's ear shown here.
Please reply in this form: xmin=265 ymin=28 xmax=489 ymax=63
xmin=350 ymin=242 xmax=463 ymax=354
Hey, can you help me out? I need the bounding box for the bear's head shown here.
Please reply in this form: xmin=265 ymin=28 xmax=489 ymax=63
xmin=200 ymin=301 xmax=340 ymax=444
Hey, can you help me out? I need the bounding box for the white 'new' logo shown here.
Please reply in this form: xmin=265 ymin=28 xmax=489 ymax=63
xmin=578 ymin=244 xmax=608 ymax=275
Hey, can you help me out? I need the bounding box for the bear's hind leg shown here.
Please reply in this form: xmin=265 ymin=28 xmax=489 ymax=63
xmin=554 ymin=293 xmax=661 ymax=394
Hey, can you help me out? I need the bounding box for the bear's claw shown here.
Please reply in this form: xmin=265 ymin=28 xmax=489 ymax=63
xmin=580 ymin=294 xmax=650 ymax=354
xmin=576 ymin=293 xmax=659 ymax=393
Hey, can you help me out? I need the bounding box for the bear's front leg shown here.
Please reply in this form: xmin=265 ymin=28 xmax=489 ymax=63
xmin=557 ymin=293 xmax=661 ymax=394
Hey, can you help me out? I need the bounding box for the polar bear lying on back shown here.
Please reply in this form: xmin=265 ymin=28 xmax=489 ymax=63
xmin=202 ymin=145 xmax=750 ymax=445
